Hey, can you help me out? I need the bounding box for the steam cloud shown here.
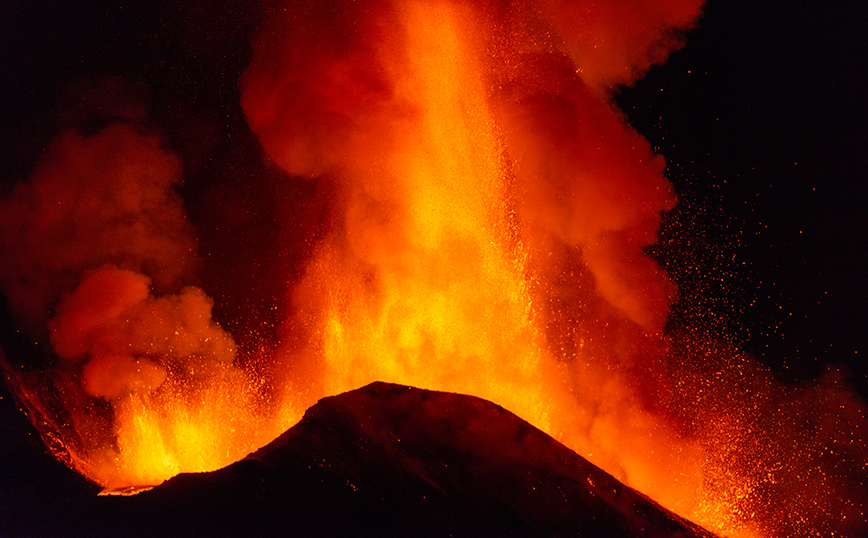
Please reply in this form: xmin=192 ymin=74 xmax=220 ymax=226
xmin=1 ymin=1 xmax=866 ymax=537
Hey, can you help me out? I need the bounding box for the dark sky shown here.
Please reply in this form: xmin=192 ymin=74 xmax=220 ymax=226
xmin=1 ymin=0 xmax=866 ymax=394
xmin=619 ymin=0 xmax=868 ymax=396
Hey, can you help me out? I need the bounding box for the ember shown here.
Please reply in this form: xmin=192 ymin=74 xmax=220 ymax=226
xmin=1 ymin=1 xmax=865 ymax=537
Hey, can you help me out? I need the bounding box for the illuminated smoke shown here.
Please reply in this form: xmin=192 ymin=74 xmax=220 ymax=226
xmin=240 ymin=0 xmax=708 ymax=525
xmin=0 ymin=1 xmax=866 ymax=537
xmin=0 ymin=98 xmax=296 ymax=488
xmin=0 ymin=121 xmax=196 ymax=331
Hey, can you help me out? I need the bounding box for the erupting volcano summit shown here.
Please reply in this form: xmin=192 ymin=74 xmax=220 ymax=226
xmin=1 ymin=1 xmax=866 ymax=537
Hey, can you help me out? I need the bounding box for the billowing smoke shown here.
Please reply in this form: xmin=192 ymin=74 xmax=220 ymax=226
xmin=239 ymin=0 xmax=693 ymax=518
xmin=0 ymin=1 xmax=865 ymax=537
xmin=0 ymin=120 xmax=196 ymax=331
xmin=0 ymin=87 xmax=295 ymax=488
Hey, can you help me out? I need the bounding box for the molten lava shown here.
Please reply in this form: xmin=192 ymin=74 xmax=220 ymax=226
xmin=1 ymin=1 xmax=866 ymax=537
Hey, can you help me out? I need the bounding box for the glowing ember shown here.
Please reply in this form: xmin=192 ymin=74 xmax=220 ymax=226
xmin=0 ymin=1 xmax=865 ymax=537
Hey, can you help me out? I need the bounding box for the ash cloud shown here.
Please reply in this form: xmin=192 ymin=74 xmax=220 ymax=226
xmin=0 ymin=82 xmax=274 ymax=488
xmin=49 ymin=266 xmax=236 ymax=401
xmin=537 ymin=0 xmax=703 ymax=91
xmin=0 ymin=120 xmax=197 ymax=333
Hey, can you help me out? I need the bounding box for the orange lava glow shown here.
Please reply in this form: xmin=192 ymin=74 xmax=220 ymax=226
xmin=1 ymin=1 xmax=866 ymax=537
xmin=307 ymin=0 xmax=552 ymax=424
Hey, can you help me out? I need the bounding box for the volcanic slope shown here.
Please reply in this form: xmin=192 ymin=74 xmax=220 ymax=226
xmin=1 ymin=381 xmax=716 ymax=537
xmin=88 ymin=382 xmax=711 ymax=537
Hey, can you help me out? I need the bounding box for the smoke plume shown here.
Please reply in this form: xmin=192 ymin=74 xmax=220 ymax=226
xmin=0 ymin=93 xmax=295 ymax=488
xmin=0 ymin=121 xmax=196 ymax=331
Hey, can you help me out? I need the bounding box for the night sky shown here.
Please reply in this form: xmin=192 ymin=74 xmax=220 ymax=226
xmin=618 ymin=0 xmax=868 ymax=396
xmin=1 ymin=0 xmax=867 ymax=448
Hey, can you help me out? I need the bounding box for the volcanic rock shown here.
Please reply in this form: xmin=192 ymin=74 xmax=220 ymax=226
xmin=108 ymin=382 xmax=714 ymax=537
xmin=2 ymin=381 xmax=716 ymax=537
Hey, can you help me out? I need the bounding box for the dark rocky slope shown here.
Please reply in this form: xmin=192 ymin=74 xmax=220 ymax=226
xmin=1 ymin=381 xmax=715 ymax=537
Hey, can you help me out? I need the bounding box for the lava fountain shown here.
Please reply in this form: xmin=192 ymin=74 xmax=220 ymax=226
xmin=1 ymin=1 xmax=865 ymax=537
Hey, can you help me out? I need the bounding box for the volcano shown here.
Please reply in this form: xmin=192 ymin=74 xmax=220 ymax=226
xmin=2 ymin=1 xmax=867 ymax=536
xmin=0 ymin=381 xmax=713 ymax=537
